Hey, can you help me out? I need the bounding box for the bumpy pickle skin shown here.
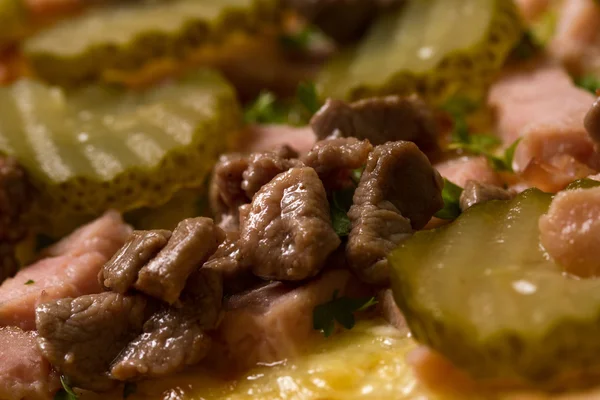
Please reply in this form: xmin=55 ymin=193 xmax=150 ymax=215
xmin=0 ymin=69 xmax=241 ymax=236
xmin=390 ymin=188 xmax=600 ymax=389
xmin=317 ymin=0 xmax=523 ymax=105
xmin=22 ymin=0 xmax=281 ymax=87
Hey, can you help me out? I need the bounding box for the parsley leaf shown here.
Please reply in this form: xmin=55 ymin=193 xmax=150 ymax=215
xmin=313 ymin=290 xmax=378 ymax=337
xmin=54 ymin=376 xmax=77 ymax=400
xmin=576 ymin=75 xmax=600 ymax=95
xmin=434 ymin=179 xmax=464 ymax=220
xmin=485 ymin=138 xmax=521 ymax=172
xmin=351 ymin=166 xmax=365 ymax=185
xmin=565 ymin=178 xmax=600 ymax=191
xmin=296 ymin=81 xmax=322 ymax=116
xmin=24 ymin=279 xmax=34 ymax=285
xmin=243 ymin=91 xmax=288 ymax=124
xmin=279 ymin=25 xmax=323 ymax=51
xmin=330 ymin=187 xmax=354 ymax=237
xmin=123 ymin=382 xmax=137 ymax=399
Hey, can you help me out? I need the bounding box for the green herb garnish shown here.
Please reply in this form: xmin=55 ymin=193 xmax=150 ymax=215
xmin=54 ymin=376 xmax=77 ymax=400
xmin=434 ymin=179 xmax=464 ymax=220
xmin=296 ymin=81 xmax=322 ymax=117
xmin=24 ymin=279 xmax=34 ymax=285
xmin=313 ymin=290 xmax=378 ymax=337
xmin=330 ymin=187 xmax=354 ymax=237
xmin=243 ymin=91 xmax=288 ymax=124
xmin=576 ymin=74 xmax=600 ymax=95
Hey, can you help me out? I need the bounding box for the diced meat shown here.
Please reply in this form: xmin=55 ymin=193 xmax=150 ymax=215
xmin=377 ymin=289 xmax=406 ymax=331
xmin=209 ymin=153 xmax=250 ymax=228
xmin=347 ymin=142 xmax=443 ymax=285
xmin=242 ymin=149 xmax=303 ymax=199
xmin=515 ymin=0 xmax=550 ymax=21
xmin=459 ymin=181 xmax=513 ymax=211
xmin=549 ymin=0 xmax=600 ymax=76
xmin=585 ymin=96 xmax=600 ymax=144
xmin=435 ymin=156 xmax=502 ymax=188
xmin=0 ymin=326 xmax=60 ymax=400
xmin=111 ymin=268 xmax=221 ymax=380
xmin=239 ymin=167 xmax=340 ymax=281
xmin=539 ymin=186 xmax=600 ymax=277
xmin=0 ymin=211 xmax=131 ymax=331
xmin=203 ymin=233 xmax=257 ymax=295
xmin=310 ymin=96 xmax=440 ymax=156
xmin=520 ymin=153 xmax=596 ymax=193
xmin=135 ymin=218 xmax=225 ymax=304
xmin=99 ymin=229 xmax=171 ymax=293
xmin=302 ymin=137 xmax=373 ymax=190
xmin=36 ymin=292 xmax=148 ymax=391
xmin=207 ymin=269 xmax=366 ymax=374
xmin=487 ymin=63 xmax=599 ymax=190
xmin=236 ymin=125 xmax=316 ymax=155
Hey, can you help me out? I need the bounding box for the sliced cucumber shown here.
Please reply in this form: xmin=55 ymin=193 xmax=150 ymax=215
xmin=0 ymin=69 xmax=241 ymax=236
xmin=23 ymin=0 xmax=281 ymax=86
xmin=390 ymin=189 xmax=600 ymax=388
xmin=317 ymin=0 xmax=523 ymax=104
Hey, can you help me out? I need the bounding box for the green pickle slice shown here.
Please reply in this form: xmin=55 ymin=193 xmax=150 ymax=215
xmin=390 ymin=189 xmax=600 ymax=388
xmin=23 ymin=0 xmax=281 ymax=86
xmin=317 ymin=0 xmax=523 ymax=104
xmin=0 ymin=69 xmax=241 ymax=236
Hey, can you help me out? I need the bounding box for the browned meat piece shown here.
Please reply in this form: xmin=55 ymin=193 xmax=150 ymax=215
xmin=377 ymin=288 xmax=406 ymax=331
xmin=459 ymin=181 xmax=513 ymax=211
xmin=585 ymin=97 xmax=600 ymax=144
xmin=236 ymin=125 xmax=317 ymax=155
xmin=435 ymin=156 xmax=503 ymax=188
xmin=302 ymin=137 xmax=373 ymax=190
xmin=239 ymin=167 xmax=341 ymax=281
xmin=242 ymin=149 xmax=303 ymax=199
xmin=209 ymin=153 xmax=250 ymax=227
xmin=98 ymin=229 xmax=171 ymax=293
xmin=203 ymin=233 xmax=257 ymax=295
xmin=111 ymin=268 xmax=221 ymax=381
xmin=135 ymin=218 xmax=225 ymax=304
xmin=35 ymin=292 xmax=148 ymax=391
xmin=347 ymin=142 xmax=443 ymax=285
xmin=0 ymin=326 xmax=61 ymax=400
xmin=207 ymin=269 xmax=368 ymax=374
xmin=0 ymin=156 xmax=33 ymax=282
xmin=310 ymin=96 xmax=440 ymax=156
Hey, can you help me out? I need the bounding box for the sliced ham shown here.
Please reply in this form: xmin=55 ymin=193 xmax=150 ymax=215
xmin=207 ymin=269 xmax=367 ymax=374
xmin=0 ymin=211 xmax=131 ymax=331
xmin=549 ymin=0 xmax=600 ymax=76
xmin=488 ymin=63 xmax=599 ymax=192
xmin=0 ymin=326 xmax=60 ymax=400
xmin=435 ymin=156 xmax=502 ymax=187
xmin=236 ymin=125 xmax=317 ymax=155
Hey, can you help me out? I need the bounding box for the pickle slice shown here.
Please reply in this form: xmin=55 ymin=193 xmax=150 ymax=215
xmin=390 ymin=189 xmax=600 ymax=388
xmin=317 ymin=0 xmax=523 ymax=104
xmin=0 ymin=69 xmax=241 ymax=236
xmin=23 ymin=0 xmax=280 ymax=87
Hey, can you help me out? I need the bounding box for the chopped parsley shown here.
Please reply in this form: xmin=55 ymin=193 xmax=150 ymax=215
xmin=313 ymin=290 xmax=378 ymax=337
xmin=279 ymin=25 xmax=323 ymax=52
xmin=575 ymin=74 xmax=600 ymax=95
xmin=54 ymin=376 xmax=77 ymax=400
xmin=123 ymin=382 xmax=137 ymax=399
xmin=24 ymin=279 xmax=34 ymax=285
xmin=330 ymin=187 xmax=354 ymax=237
xmin=243 ymin=91 xmax=288 ymax=124
xmin=296 ymin=81 xmax=322 ymax=117
xmin=434 ymin=179 xmax=464 ymax=220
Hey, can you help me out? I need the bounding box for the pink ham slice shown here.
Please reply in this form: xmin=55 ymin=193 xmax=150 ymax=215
xmin=549 ymin=0 xmax=600 ymax=76
xmin=207 ymin=269 xmax=367 ymax=374
xmin=0 ymin=211 xmax=131 ymax=331
xmin=488 ymin=63 xmax=599 ymax=192
xmin=0 ymin=326 xmax=60 ymax=400
xmin=435 ymin=156 xmax=502 ymax=188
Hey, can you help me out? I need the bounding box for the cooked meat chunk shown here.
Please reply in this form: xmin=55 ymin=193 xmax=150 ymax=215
xmin=347 ymin=142 xmax=443 ymax=285
xmin=242 ymin=149 xmax=303 ymax=199
xmin=110 ymin=308 xmax=212 ymax=381
xmin=135 ymin=218 xmax=225 ymax=304
xmin=435 ymin=156 xmax=503 ymax=188
xmin=239 ymin=167 xmax=341 ymax=281
xmin=310 ymin=96 xmax=440 ymax=155
xmin=585 ymin=97 xmax=600 ymax=144
xmin=0 ymin=326 xmax=60 ymax=400
xmin=209 ymin=153 xmax=250 ymax=227
xmin=459 ymin=181 xmax=513 ymax=211
xmin=207 ymin=269 xmax=366 ymax=373
xmin=377 ymin=288 xmax=406 ymax=331
xmin=0 ymin=211 xmax=131 ymax=330
xmin=99 ymin=229 xmax=171 ymax=293
xmin=36 ymin=292 xmax=147 ymax=391
xmin=203 ymin=233 xmax=257 ymax=295
xmin=539 ymin=186 xmax=600 ymax=277
xmin=302 ymin=137 xmax=373 ymax=190
xmin=236 ymin=125 xmax=316 ymax=155
xmin=111 ymin=268 xmax=221 ymax=380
